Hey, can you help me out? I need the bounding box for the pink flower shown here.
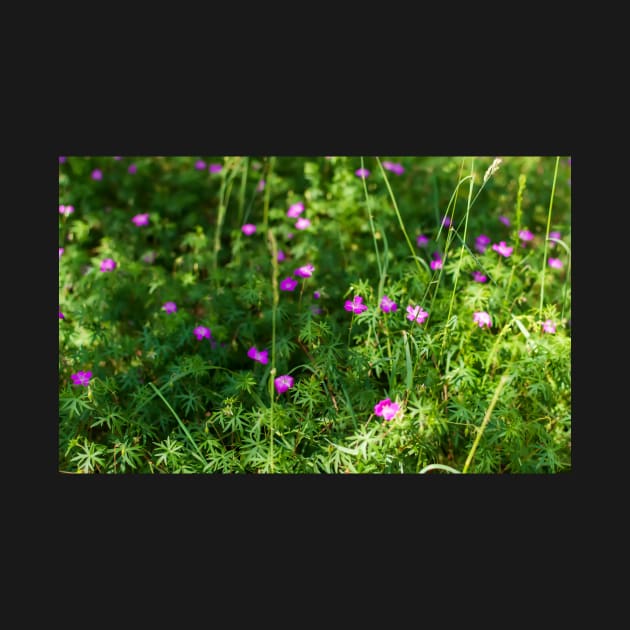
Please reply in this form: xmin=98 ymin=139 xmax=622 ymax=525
xmin=473 ymin=311 xmax=492 ymax=328
xmin=380 ymin=295 xmax=398 ymax=313
xmin=492 ymin=241 xmax=513 ymax=257
xmin=100 ymin=258 xmax=116 ymax=272
xmin=355 ymin=167 xmax=370 ymax=178
xmin=287 ymin=202 xmax=305 ymax=218
xmin=128 ymin=163 xmax=137 ymax=174
xmin=498 ymin=215 xmax=510 ymax=226
xmin=195 ymin=160 xmax=206 ymax=170
xmin=295 ymin=217 xmax=311 ymax=230
xmin=519 ymin=229 xmax=534 ymax=242
xmin=59 ymin=310 xmax=65 ymax=319
xmin=59 ymin=156 xmax=67 ymax=163
xmin=277 ymin=250 xmax=286 ymax=262
xmin=542 ymin=319 xmax=556 ymax=334
xmin=59 ymin=247 xmax=64 ymax=259
xmin=162 ymin=301 xmax=177 ymax=314
xmin=344 ymin=295 xmax=367 ymax=314
xmin=280 ymin=277 xmax=298 ymax=291
xmin=59 ymin=205 xmax=74 ymax=216
xmin=441 ymin=216 xmax=451 ymax=228
xmin=406 ymin=305 xmax=428 ymax=325
xmin=548 ymin=257 xmax=563 ymax=269
xmin=382 ymin=161 xmax=405 ymax=175
xmin=475 ymin=234 xmax=491 ymax=253
xmin=91 ymin=169 xmax=103 ymax=181
xmin=416 ymin=234 xmax=429 ymax=247
xmin=430 ymin=253 xmax=443 ymax=270
xmin=209 ymin=163 xmax=222 ymax=173
xmin=132 ymin=213 xmax=149 ymax=226
xmin=242 ymin=223 xmax=257 ymax=235
xmin=313 ymin=291 xmax=321 ymax=299
xmin=256 ymin=179 xmax=266 ymax=192
xmin=193 ymin=325 xmax=212 ymax=340
xmin=71 ymin=371 xmax=92 ymax=387
xmin=247 ymin=346 xmax=269 ymax=364
xmin=374 ymin=398 xmax=400 ymax=421
xmin=274 ymin=374 xmax=294 ymax=395
xmin=294 ymin=264 xmax=314 ymax=278
xmin=472 ymin=271 xmax=487 ymax=283
xmin=549 ymin=230 xmax=561 ymax=241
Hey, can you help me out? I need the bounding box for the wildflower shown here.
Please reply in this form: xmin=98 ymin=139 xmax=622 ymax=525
xmin=194 ymin=159 xmax=206 ymax=170
xmin=473 ymin=311 xmax=492 ymax=328
xmin=162 ymin=301 xmax=177 ymax=314
xmin=294 ymin=264 xmax=315 ymax=278
xmin=380 ymin=295 xmax=398 ymax=313
xmin=242 ymin=223 xmax=257 ymax=235
xmin=313 ymin=291 xmax=321 ymax=299
xmin=549 ymin=230 xmax=561 ymax=245
xmin=256 ymin=179 xmax=266 ymax=192
xmin=542 ymin=319 xmax=556 ymax=334
xmin=91 ymin=169 xmax=103 ymax=181
xmin=59 ymin=204 xmax=74 ymax=216
xmin=483 ymin=157 xmax=502 ymax=183
xmin=59 ymin=247 xmax=64 ymax=259
xmin=131 ymin=213 xmax=149 ymax=226
xmin=277 ymin=250 xmax=286 ymax=262
xmin=355 ymin=167 xmax=370 ymax=178
xmin=280 ymin=277 xmax=298 ymax=291
xmin=59 ymin=156 xmax=66 ymax=163
xmin=128 ymin=163 xmax=137 ymax=174
xmin=71 ymin=371 xmax=92 ymax=387
xmin=519 ymin=229 xmax=534 ymax=242
xmin=475 ymin=234 xmax=491 ymax=253
xmin=441 ymin=216 xmax=451 ymax=228
xmin=100 ymin=258 xmax=116 ymax=272
xmin=295 ymin=217 xmax=311 ymax=230
xmin=274 ymin=374 xmax=294 ymax=395
xmin=247 ymin=346 xmax=269 ymax=365
xmin=59 ymin=310 xmax=65 ymax=319
xmin=209 ymin=163 xmax=222 ymax=173
xmin=193 ymin=325 xmax=211 ymax=340
xmin=142 ymin=251 xmax=156 ymax=264
xmin=382 ymin=160 xmax=405 ymax=175
xmin=416 ymin=234 xmax=429 ymax=247
xmin=287 ymin=232 xmax=294 ymax=240
xmin=498 ymin=215 xmax=510 ymax=226
xmin=548 ymin=257 xmax=563 ymax=269
xmin=472 ymin=271 xmax=487 ymax=283
xmin=406 ymin=305 xmax=429 ymax=325
xmin=430 ymin=253 xmax=443 ymax=270
xmin=344 ymin=295 xmax=367 ymax=314
xmin=287 ymin=202 xmax=305 ymax=218
xmin=492 ymin=241 xmax=513 ymax=257
xmin=374 ymin=398 xmax=401 ymax=421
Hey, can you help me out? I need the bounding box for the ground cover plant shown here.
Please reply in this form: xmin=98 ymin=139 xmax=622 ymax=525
xmin=58 ymin=155 xmax=571 ymax=474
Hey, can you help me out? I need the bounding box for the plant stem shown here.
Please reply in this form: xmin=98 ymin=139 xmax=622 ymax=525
xmin=539 ymin=156 xmax=560 ymax=318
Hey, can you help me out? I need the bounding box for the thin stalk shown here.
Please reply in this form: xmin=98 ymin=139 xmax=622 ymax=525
xmin=360 ymin=156 xmax=383 ymax=282
xmin=262 ymin=157 xmax=276 ymax=232
xmin=266 ymin=227 xmax=280 ymax=472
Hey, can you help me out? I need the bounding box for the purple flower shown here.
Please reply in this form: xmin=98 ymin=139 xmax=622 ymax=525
xmin=472 ymin=271 xmax=487 ymax=283
xmin=355 ymin=167 xmax=370 ymax=178
xmin=59 ymin=204 xmax=74 ymax=216
xmin=59 ymin=247 xmax=64 ymax=259
xmin=100 ymin=258 xmax=116 ymax=272
xmin=193 ymin=325 xmax=212 ymax=340
xmin=59 ymin=156 xmax=66 ymax=164
xmin=287 ymin=232 xmax=294 ymax=240
xmin=128 ymin=163 xmax=137 ymax=174
xmin=242 ymin=223 xmax=257 ymax=235
xmin=473 ymin=311 xmax=492 ymax=328
xmin=430 ymin=253 xmax=443 ymax=270
xmin=441 ymin=216 xmax=451 ymax=228
xmin=195 ymin=160 xmax=206 ymax=170
xmin=492 ymin=241 xmax=513 ymax=257
xmin=542 ymin=319 xmax=556 ymax=334
xmin=548 ymin=257 xmax=563 ymax=269
xmin=277 ymin=250 xmax=286 ymax=262
xmin=132 ymin=213 xmax=149 ymax=226
xmin=475 ymin=234 xmax=491 ymax=253
xmin=416 ymin=234 xmax=429 ymax=247
xmin=287 ymin=202 xmax=305 ymax=218
xmin=549 ymin=231 xmax=561 ymax=244
xmin=344 ymin=295 xmax=367 ymax=314
xmin=380 ymin=295 xmax=398 ymax=313
xmin=256 ymin=179 xmax=266 ymax=192
xmin=274 ymin=374 xmax=294 ymax=395
xmin=406 ymin=305 xmax=428 ymax=325
xmin=59 ymin=310 xmax=65 ymax=319
xmin=162 ymin=301 xmax=177 ymax=314
xmin=295 ymin=217 xmax=311 ymax=230
xmin=71 ymin=371 xmax=92 ymax=386
xmin=247 ymin=346 xmax=269 ymax=365
xmin=209 ymin=163 xmax=222 ymax=173
xmin=519 ymin=229 xmax=534 ymax=242
xmin=91 ymin=169 xmax=103 ymax=181
xmin=280 ymin=277 xmax=298 ymax=291
xmin=382 ymin=161 xmax=405 ymax=175
xmin=498 ymin=215 xmax=510 ymax=226
xmin=294 ymin=264 xmax=315 ymax=278
xmin=313 ymin=291 xmax=321 ymax=299
xmin=374 ymin=398 xmax=400 ymax=421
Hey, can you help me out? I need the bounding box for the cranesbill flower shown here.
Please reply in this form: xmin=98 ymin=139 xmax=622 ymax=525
xmin=162 ymin=301 xmax=177 ymax=314
xmin=280 ymin=277 xmax=298 ymax=291
xmin=59 ymin=310 xmax=65 ymax=319
xmin=287 ymin=202 xmax=305 ymax=218
xmin=542 ymin=319 xmax=556 ymax=334
xmin=209 ymin=163 xmax=222 ymax=173
xmin=406 ymin=305 xmax=428 ymax=324
xmin=382 ymin=161 xmax=405 ymax=175
xmin=248 ymin=346 xmax=269 ymax=364
xmin=100 ymin=258 xmax=116 ymax=272
xmin=128 ymin=163 xmax=137 ymax=174
xmin=294 ymin=264 xmax=315 ymax=278
xmin=344 ymin=295 xmax=367 ymax=314
xmin=416 ymin=234 xmax=429 ymax=247
xmin=430 ymin=254 xmax=443 ymax=270
xmin=519 ymin=229 xmax=534 ymax=242
xmin=193 ymin=325 xmax=211 ymax=340
xmin=355 ymin=167 xmax=370 ymax=178
xmin=472 ymin=271 xmax=487 ymax=283
xmin=242 ymin=223 xmax=257 ymax=235
xmin=195 ymin=159 xmax=206 ymax=170
xmin=549 ymin=231 xmax=561 ymax=246
xmin=313 ymin=291 xmax=321 ymax=299
xmin=492 ymin=241 xmax=513 ymax=257
xmin=91 ymin=169 xmax=103 ymax=181
xmin=498 ymin=215 xmax=510 ymax=226
xmin=71 ymin=371 xmax=92 ymax=386
xmin=441 ymin=216 xmax=451 ymax=228
xmin=295 ymin=217 xmax=311 ymax=230
xmin=59 ymin=205 xmax=74 ymax=216
xmin=374 ymin=398 xmax=400 ymax=421
xmin=132 ymin=213 xmax=149 ymax=226
xmin=59 ymin=247 xmax=64 ymax=259
xmin=380 ymin=295 xmax=398 ymax=313
xmin=473 ymin=311 xmax=492 ymax=328
xmin=548 ymin=257 xmax=563 ymax=269
xmin=475 ymin=234 xmax=491 ymax=253
xmin=277 ymin=250 xmax=286 ymax=262
xmin=274 ymin=374 xmax=294 ymax=394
